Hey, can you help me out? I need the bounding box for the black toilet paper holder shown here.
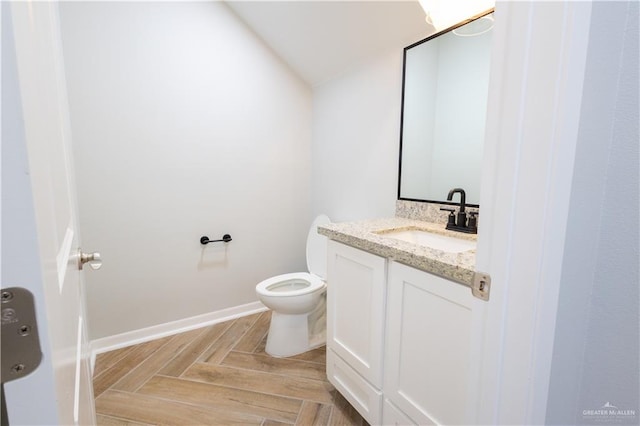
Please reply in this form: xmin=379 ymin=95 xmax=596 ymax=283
xmin=200 ymin=234 xmax=232 ymax=245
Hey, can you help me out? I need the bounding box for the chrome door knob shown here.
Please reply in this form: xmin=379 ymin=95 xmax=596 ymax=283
xmin=78 ymin=249 xmax=102 ymax=270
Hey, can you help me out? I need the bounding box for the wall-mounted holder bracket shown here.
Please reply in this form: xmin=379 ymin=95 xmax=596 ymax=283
xmin=200 ymin=234 xmax=232 ymax=245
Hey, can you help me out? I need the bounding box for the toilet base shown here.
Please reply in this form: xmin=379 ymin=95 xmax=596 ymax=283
xmin=265 ymin=311 xmax=323 ymax=358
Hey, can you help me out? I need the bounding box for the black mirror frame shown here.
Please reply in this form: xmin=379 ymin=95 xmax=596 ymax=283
xmin=397 ymin=8 xmax=494 ymax=208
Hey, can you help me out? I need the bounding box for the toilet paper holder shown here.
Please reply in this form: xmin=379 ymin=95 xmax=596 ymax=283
xmin=200 ymin=234 xmax=232 ymax=245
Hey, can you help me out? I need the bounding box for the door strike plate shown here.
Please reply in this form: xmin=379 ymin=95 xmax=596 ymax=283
xmin=472 ymin=272 xmax=491 ymax=301
xmin=1 ymin=287 xmax=43 ymax=383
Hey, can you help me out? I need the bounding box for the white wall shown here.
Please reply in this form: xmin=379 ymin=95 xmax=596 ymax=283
xmin=59 ymin=1 xmax=312 ymax=340
xmin=546 ymin=1 xmax=639 ymax=423
xmin=311 ymin=48 xmax=405 ymax=222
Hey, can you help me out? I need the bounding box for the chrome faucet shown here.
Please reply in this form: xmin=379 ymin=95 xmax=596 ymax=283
xmin=440 ymin=188 xmax=478 ymax=234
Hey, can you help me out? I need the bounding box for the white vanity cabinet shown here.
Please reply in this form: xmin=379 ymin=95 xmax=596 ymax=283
xmin=326 ymin=240 xmax=475 ymax=426
xmin=384 ymin=261 xmax=474 ymax=425
xmin=326 ymin=240 xmax=386 ymax=423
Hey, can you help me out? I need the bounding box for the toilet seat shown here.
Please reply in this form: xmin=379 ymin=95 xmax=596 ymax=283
xmin=256 ymin=272 xmax=325 ymax=297
xmin=256 ymin=214 xmax=331 ymax=298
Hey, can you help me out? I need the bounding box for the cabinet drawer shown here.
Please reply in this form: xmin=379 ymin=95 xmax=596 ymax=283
xmin=327 ymin=349 xmax=382 ymax=425
xmin=382 ymin=398 xmax=420 ymax=426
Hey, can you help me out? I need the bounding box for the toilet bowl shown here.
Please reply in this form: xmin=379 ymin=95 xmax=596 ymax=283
xmin=256 ymin=214 xmax=330 ymax=357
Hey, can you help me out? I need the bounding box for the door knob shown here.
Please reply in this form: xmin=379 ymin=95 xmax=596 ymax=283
xmin=77 ymin=249 xmax=102 ymax=270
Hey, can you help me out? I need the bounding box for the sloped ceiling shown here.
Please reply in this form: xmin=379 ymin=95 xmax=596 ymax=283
xmin=225 ymin=1 xmax=434 ymax=86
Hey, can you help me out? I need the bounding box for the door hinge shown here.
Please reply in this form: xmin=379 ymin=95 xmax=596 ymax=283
xmin=1 ymin=287 xmax=43 ymax=426
xmin=1 ymin=287 xmax=43 ymax=380
xmin=472 ymin=271 xmax=491 ymax=301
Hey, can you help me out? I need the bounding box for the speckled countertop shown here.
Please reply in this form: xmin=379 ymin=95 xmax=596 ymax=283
xmin=318 ymin=217 xmax=477 ymax=286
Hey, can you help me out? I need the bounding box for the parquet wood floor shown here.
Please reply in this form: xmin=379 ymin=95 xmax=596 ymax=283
xmin=93 ymin=310 xmax=368 ymax=425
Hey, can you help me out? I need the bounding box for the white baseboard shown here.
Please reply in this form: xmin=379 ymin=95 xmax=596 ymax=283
xmin=89 ymin=301 xmax=268 ymax=373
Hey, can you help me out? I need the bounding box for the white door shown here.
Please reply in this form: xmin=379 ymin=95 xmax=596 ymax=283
xmin=1 ymin=2 xmax=96 ymax=425
xmin=469 ymin=1 xmax=593 ymax=424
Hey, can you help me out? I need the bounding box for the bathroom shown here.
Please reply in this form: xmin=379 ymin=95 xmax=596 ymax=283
xmin=2 ymin=1 xmax=638 ymax=425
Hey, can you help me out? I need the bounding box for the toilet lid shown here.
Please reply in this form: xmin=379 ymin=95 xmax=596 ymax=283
xmin=306 ymin=214 xmax=331 ymax=280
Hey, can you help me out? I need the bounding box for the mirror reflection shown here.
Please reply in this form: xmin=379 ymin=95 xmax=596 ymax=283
xmin=398 ymin=11 xmax=494 ymax=206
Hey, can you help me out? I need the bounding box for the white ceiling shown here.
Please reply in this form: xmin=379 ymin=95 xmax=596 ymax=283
xmin=225 ymin=1 xmax=434 ymax=86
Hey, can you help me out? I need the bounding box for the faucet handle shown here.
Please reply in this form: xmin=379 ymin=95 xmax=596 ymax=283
xmin=440 ymin=207 xmax=456 ymax=226
xmin=468 ymin=210 xmax=479 ymax=231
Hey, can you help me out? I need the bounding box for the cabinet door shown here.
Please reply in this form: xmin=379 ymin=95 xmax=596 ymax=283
xmin=385 ymin=261 xmax=474 ymax=425
xmin=326 ymin=241 xmax=386 ymax=387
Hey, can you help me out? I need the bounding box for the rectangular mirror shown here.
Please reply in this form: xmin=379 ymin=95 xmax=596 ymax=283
xmin=398 ymin=10 xmax=494 ymax=207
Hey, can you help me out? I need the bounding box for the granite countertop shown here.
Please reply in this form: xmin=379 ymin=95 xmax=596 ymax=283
xmin=318 ymin=217 xmax=477 ymax=286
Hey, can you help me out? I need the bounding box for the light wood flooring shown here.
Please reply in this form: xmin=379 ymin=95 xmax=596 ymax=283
xmin=93 ymin=310 xmax=368 ymax=425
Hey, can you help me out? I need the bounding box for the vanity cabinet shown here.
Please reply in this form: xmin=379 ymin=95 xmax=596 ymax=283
xmin=326 ymin=241 xmax=475 ymax=426
xmin=384 ymin=261 xmax=474 ymax=425
xmin=326 ymin=240 xmax=386 ymax=422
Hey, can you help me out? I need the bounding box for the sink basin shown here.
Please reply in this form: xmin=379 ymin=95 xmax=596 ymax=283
xmin=376 ymin=229 xmax=476 ymax=253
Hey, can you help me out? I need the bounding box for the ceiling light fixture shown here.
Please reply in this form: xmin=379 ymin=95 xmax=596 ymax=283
xmin=453 ymin=14 xmax=494 ymax=36
xmin=418 ymin=0 xmax=495 ymax=32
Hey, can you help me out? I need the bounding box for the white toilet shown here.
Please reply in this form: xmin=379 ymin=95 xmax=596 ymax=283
xmin=256 ymin=214 xmax=331 ymax=358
